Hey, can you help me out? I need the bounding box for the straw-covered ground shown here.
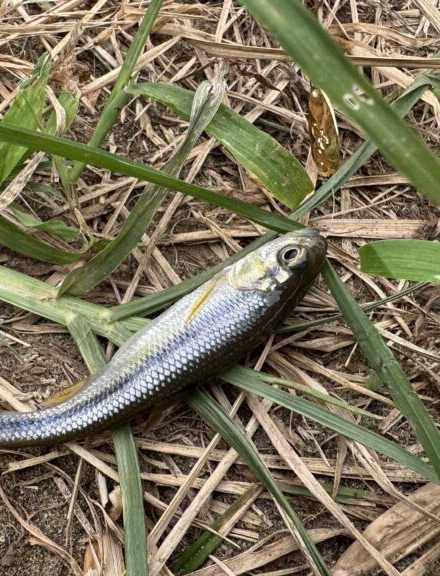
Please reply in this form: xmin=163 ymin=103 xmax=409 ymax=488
xmin=0 ymin=1 xmax=439 ymax=575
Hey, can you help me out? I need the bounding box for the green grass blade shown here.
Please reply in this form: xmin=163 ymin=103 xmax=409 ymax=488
xmin=59 ymin=76 xmax=226 ymax=296
xmin=0 ymin=264 xmax=134 ymax=345
xmin=280 ymin=481 xmax=371 ymax=505
xmin=129 ymin=82 xmax=313 ymax=209
xmin=10 ymin=206 xmax=81 ymax=243
xmin=112 ymin=424 xmax=149 ymax=576
xmin=171 ymin=488 xmax=255 ymax=575
xmin=0 ymin=214 xmax=83 ymax=264
xmin=0 ymin=123 xmax=296 ymax=237
xmin=0 ymin=264 xmax=67 ymax=324
xmin=224 ymin=366 xmax=438 ymax=483
xmin=322 ymin=261 xmax=440 ymax=481
xmin=360 ymin=240 xmax=440 ymax=283
xmin=59 ymin=188 xmax=165 ymax=296
xmin=107 ymin=1 xmax=163 ymax=99
xmin=278 ymin=281 xmax=429 ymax=334
xmin=70 ymin=314 xmax=150 ymax=576
xmin=0 ymin=55 xmax=50 ymax=186
xmin=68 ymin=0 xmax=163 ymax=184
xmin=66 ymin=314 xmax=106 ymax=373
xmin=187 ymin=387 xmax=332 ymax=576
xmin=239 ymin=0 xmax=440 ymax=206
xmin=259 ymin=374 xmax=380 ymax=419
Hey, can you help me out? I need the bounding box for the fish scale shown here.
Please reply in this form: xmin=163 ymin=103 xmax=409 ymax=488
xmin=0 ymin=229 xmax=327 ymax=447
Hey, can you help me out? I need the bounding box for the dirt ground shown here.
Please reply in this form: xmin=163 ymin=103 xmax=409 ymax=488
xmin=0 ymin=1 xmax=440 ymax=575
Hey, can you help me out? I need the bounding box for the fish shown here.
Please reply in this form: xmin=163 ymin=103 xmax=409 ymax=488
xmin=0 ymin=229 xmax=327 ymax=446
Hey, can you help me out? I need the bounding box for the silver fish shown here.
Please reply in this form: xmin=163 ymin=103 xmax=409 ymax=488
xmin=0 ymin=229 xmax=327 ymax=446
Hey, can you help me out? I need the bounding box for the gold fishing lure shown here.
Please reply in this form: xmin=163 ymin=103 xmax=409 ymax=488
xmin=308 ymin=86 xmax=340 ymax=177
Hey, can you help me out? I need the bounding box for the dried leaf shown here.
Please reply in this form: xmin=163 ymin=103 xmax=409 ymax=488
xmin=333 ymin=483 xmax=440 ymax=575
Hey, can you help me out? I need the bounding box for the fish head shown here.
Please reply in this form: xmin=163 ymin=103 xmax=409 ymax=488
xmin=227 ymin=229 xmax=327 ymax=298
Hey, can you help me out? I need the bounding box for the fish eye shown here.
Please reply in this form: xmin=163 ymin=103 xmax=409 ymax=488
xmin=279 ymin=245 xmax=302 ymax=265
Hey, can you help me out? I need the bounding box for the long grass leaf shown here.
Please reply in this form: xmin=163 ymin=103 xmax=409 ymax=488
xmin=0 ymin=55 xmax=50 ymax=186
xmin=112 ymin=424 xmax=149 ymax=576
xmin=171 ymin=488 xmax=256 ymax=575
xmin=239 ymin=0 xmax=440 ymax=205
xmin=224 ymin=366 xmax=438 ymax=483
xmin=258 ymin=373 xmax=379 ymax=419
xmin=129 ymin=82 xmax=313 ymax=209
xmin=0 ymin=123 xmax=296 ymax=236
xmin=67 ymin=314 xmax=106 ymax=373
xmin=0 ymin=265 xmax=133 ymax=345
xmin=0 ymin=214 xmax=83 ymax=264
xmin=278 ymin=281 xmax=429 ymax=334
xmin=67 ymin=317 xmax=148 ymax=576
xmin=360 ymin=240 xmax=440 ymax=283
xmin=10 ymin=206 xmax=81 ymax=243
xmin=187 ymin=387 xmax=332 ymax=576
xmin=322 ymin=261 xmax=440 ymax=480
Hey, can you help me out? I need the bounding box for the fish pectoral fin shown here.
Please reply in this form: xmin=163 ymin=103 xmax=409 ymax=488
xmin=186 ymin=275 xmax=223 ymax=324
xmin=42 ymin=379 xmax=88 ymax=406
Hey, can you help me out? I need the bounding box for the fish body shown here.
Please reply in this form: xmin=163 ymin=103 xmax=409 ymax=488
xmin=0 ymin=229 xmax=327 ymax=446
